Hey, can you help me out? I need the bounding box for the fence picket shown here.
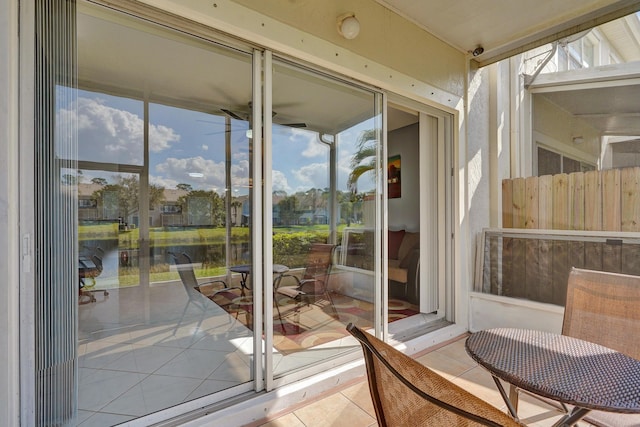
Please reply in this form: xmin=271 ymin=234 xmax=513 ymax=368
xmin=602 ymin=169 xmax=621 ymax=231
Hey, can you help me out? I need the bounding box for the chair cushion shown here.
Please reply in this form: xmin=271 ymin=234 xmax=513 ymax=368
xmin=397 ymin=231 xmax=419 ymax=263
xmin=389 ymin=266 xmax=408 ymax=283
xmin=388 ymin=230 xmax=406 ymax=260
xmin=388 ymin=259 xmax=401 ymax=269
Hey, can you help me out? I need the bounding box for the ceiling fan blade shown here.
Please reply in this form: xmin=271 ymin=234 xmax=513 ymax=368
xmin=221 ymin=108 xmax=246 ymax=121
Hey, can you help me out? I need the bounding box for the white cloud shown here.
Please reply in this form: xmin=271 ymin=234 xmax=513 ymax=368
xmin=292 ymin=163 xmax=329 ymax=192
xmin=66 ymin=96 xmax=179 ymax=164
xmin=149 ymin=174 xmax=180 ymax=190
xmin=154 ymin=156 xmax=251 ymax=192
xmin=202 ymin=144 xmax=208 ymax=151
xmin=155 ymin=156 xmax=226 ymax=189
xmin=272 ymin=170 xmax=291 ymax=193
xmin=302 ymin=138 xmax=328 ymax=158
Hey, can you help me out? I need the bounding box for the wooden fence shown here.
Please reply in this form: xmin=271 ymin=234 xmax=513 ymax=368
xmin=502 ymin=167 xmax=640 ymax=231
xmin=491 ymin=167 xmax=640 ymax=306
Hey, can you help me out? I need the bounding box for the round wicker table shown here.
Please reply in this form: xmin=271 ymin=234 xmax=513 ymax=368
xmin=465 ymin=328 xmax=640 ymax=427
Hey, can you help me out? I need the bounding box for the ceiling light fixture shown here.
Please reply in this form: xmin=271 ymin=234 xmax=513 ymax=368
xmin=337 ymin=13 xmax=360 ymax=40
xmin=472 ymin=46 xmax=484 ymax=57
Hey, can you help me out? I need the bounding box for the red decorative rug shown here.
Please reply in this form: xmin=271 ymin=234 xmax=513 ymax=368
xmin=208 ymin=289 xmax=419 ymax=354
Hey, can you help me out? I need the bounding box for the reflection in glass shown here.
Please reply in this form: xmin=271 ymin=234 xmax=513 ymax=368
xmin=74 ymin=7 xmax=254 ymax=423
xmin=269 ymin=60 xmax=383 ymax=375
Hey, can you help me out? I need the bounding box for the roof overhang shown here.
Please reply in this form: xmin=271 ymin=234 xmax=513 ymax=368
xmin=377 ymin=0 xmax=640 ymax=67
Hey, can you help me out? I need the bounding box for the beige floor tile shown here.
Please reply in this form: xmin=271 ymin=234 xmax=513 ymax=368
xmin=433 ymin=337 xmax=470 ymax=363
xmin=415 ymin=348 xmax=476 ymax=380
xmin=450 ymin=366 xmax=508 ymax=410
xmin=293 ymin=392 xmax=376 ymax=427
xmin=258 ymin=413 xmax=306 ymax=427
xmin=340 ymin=381 xmax=376 ymax=418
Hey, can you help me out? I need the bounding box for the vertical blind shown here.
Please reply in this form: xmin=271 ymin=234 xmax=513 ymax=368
xmin=34 ymin=0 xmax=77 ymax=425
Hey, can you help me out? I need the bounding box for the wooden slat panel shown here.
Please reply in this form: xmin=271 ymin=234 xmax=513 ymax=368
xmin=489 ymin=235 xmax=501 ymax=294
xmin=502 ymin=179 xmax=513 ymax=228
xmin=538 ymin=175 xmax=553 ymax=229
xmin=621 ymin=167 xmax=640 ymax=232
xmin=510 ymin=237 xmax=527 ymax=298
xmin=622 ymin=243 xmax=640 ymax=276
xmin=583 ymin=170 xmax=601 ymax=231
xmin=525 ymin=237 xmax=540 ymax=301
xmin=502 ymin=236 xmax=513 ymax=296
xmin=602 ymin=169 xmax=621 ymax=231
xmin=512 ymin=178 xmax=526 ymax=228
xmin=584 ymin=242 xmax=603 ymax=271
xmin=603 ymin=241 xmax=622 ymax=273
xmin=537 ymin=239 xmax=554 ymax=303
xmin=552 ymin=240 xmax=569 ymax=305
xmin=569 ymin=172 xmax=584 ymax=230
xmin=552 ymin=174 xmax=569 ymax=229
xmin=525 ymin=176 xmax=539 ymax=229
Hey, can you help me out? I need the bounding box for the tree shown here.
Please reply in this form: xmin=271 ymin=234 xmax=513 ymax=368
xmin=177 ymin=189 xmax=225 ymax=226
xmin=278 ymin=195 xmax=299 ymax=226
xmin=91 ymin=177 xmax=107 ymax=186
xmin=91 ymin=175 xmax=165 ymax=222
xmin=176 ymin=183 xmax=193 ymax=191
xmin=61 ymin=173 xmax=77 ymax=186
xmin=231 ymin=198 xmax=243 ymax=226
xmin=347 ymin=129 xmax=379 ymax=194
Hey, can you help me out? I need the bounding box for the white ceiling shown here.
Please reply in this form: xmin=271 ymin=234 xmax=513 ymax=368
xmin=376 ymin=0 xmax=640 ymax=66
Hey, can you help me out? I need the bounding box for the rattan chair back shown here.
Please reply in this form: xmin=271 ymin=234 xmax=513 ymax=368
xmin=564 ymin=267 xmax=640 ymax=360
xmin=300 ymin=243 xmax=335 ymax=294
xmin=347 ymin=324 xmax=523 ymax=427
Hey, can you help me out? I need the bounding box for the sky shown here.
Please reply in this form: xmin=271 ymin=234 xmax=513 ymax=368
xmin=61 ymin=89 xmax=378 ymax=196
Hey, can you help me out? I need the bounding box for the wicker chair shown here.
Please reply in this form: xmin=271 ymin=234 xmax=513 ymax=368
xmin=563 ymin=267 xmax=640 ymax=427
xmin=509 ymin=267 xmax=640 ymax=426
xmin=276 ymin=243 xmax=337 ymax=313
xmin=346 ymin=323 xmax=524 ymax=427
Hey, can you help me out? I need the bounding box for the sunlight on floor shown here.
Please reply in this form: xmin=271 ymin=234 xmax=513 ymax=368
xmin=250 ymin=336 xmax=599 ymax=427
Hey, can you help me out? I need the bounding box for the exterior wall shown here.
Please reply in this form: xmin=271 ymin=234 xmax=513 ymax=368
xmin=469 ymin=293 xmax=564 ymax=333
xmin=467 ymin=66 xmax=491 ymax=264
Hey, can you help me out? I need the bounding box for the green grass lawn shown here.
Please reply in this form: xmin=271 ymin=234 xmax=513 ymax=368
xmin=80 ymin=223 xmax=367 ymax=286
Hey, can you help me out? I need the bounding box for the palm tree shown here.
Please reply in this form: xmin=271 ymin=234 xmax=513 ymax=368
xmin=347 ymin=129 xmax=379 ymax=194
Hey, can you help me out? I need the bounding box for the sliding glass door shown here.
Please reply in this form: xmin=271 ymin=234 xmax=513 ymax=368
xmin=29 ymin=1 xmax=418 ymax=424
xmin=268 ymin=59 xmax=383 ymax=378
xmin=71 ymin=5 xmax=256 ymax=424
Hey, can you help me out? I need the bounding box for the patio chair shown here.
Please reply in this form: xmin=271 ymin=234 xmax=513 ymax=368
xmin=275 ymin=243 xmax=337 ymax=316
xmin=346 ymin=323 xmax=524 ymax=427
xmin=510 ymin=267 xmax=640 ymax=426
xmin=79 ymin=246 xmax=108 ymax=303
xmin=168 ymin=252 xmax=240 ymax=322
xmin=563 ymin=267 xmax=640 ymax=427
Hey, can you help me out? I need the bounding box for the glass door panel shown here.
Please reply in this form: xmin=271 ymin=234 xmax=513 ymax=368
xmin=270 ymin=59 xmax=382 ymax=376
xmin=75 ymin=5 xmax=255 ymax=423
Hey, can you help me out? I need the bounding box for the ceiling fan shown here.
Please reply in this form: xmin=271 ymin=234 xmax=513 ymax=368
xmin=221 ymin=102 xmax=307 ymax=128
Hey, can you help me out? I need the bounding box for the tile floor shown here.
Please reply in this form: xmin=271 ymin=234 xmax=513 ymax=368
xmin=249 ymin=336 xmax=598 ymax=427
xmin=76 ymin=279 xmax=379 ymax=426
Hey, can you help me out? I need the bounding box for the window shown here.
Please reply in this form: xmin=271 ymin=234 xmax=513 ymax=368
xmin=537 ymin=146 xmax=595 ymax=175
